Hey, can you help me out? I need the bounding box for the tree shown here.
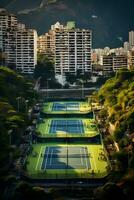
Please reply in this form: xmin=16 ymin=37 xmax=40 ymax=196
xmin=119 ymin=170 xmax=134 ymax=200
xmin=0 ymin=67 xmax=40 ymax=199
xmin=34 ymin=55 xmax=55 ymax=80
xmin=14 ymin=182 xmax=53 ymax=200
xmin=113 ymin=151 xmax=128 ymax=172
xmin=65 ymin=72 xmax=77 ymax=84
xmin=94 ymin=182 xmax=126 ymax=200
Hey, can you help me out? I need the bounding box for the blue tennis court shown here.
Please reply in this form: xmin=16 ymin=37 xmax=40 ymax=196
xmin=52 ymin=102 xmax=80 ymax=111
xmin=49 ymin=119 xmax=84 ymax=134
xmin=41 ymin=146 xmax=90 ymax=170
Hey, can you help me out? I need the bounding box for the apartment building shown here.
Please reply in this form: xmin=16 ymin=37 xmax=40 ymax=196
xmin=101 ymin=55 xmax=113 ymax=73
xmin=55 ymin=24 xmax=92 ymax=75
xmin=38 ymin=22 xmax=92 ymax=75
xmin=128 ymin=50 xmax=134 ymax=69
xmin=37 ymin=31 xmax=55 ymax=60
xmin=113 ymin=55 xmax=128 ymax=72
xmin=0 ymin=9 xmax=37 ymax=74
xmin=37 ymin=22 xmax=63 ymax=61
xmin=124 ymin=41 xmax=130 ymax=52
xmin=129 ymin=31 xmax=134 ymax=49
xmin=101 ymin=54 xmax=128 ymax=73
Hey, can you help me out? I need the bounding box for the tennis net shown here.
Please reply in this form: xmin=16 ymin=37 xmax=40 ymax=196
xmin=43 ymin=153 xmax=90 ymax=158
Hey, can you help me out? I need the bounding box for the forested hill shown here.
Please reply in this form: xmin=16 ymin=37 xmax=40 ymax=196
xmin=0 ymin=66 xmax=34 ymax=107
xmin=0 ymin=67 xmax=36 ymax=175
xmin=98 ymin=69 xmax=134 ymax=144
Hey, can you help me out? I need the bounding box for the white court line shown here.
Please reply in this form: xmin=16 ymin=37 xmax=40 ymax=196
xmin=53 ymin=120 xmax=58 ymax=133
xmin=76 ymin=120 xmax=81 ymax=134
xmin=45 ymin=120 xmax=49 ymax=134
xmin=35 ymin=146 xmax=42 ymax=170
xmin=77 ymin=120 xmax=80 ymax=132
xmin=80 ymin=148 xmax=84 ymax=166
xmin=79 ymin=120 xmax=83 ymax=134
xmin=81 ymin=120 xmax=85 ymax=134
xmin=90 ymin=146 xmax=97 ymax=171
xmin=83 ymin=147 xmax=88 ymax=169
xmin=50 ymin=149 xmax=53 ymax=165
xmin=44 ymin=147 xmax=49 ymax=170
xmin=53 ymin=120 xmax=56 ymax=133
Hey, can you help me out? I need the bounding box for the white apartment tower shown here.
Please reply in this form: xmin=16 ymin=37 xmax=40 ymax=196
xmin=102 ymin=55 xmax=113 ymax=73
xmin=55 ymin=23 xmax=92 ymax=75
xmin=0 ymin=9 xmax=37 ymax=74
xmin=128 ymin=50 xmax=134 ymax=69
xmin=101 ymin=54 xmax=128 ymax=73
xmin=37 ymin=31 xmax=55 ymax=60
xmin=113 ymin=55 xmax=128 ymax=72
xmin=37 ymin=22 xmax=64 ymax=61
xmin=124 ymin=41 xmax=130 ymax=52
xmin=129 ymin=31 xmax=134 ymax=49
xmin=37 ymin=22 xmax=92 ymax=75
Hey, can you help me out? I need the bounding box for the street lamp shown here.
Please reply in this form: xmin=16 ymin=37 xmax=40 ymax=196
xmin=16 ymin=97 xmax=21 ymax=112
xmin=34 ymin=76 xmax=41 ymax=91
xmin=80 ymin=79 xmax=84 ymax=99
xmin=8 ymin=129 xmax=13 ymax=145
xmin=25 ymin=99 xmax=29 ymax=112
xmin=46 ymin=78 xmax=51 ymax=99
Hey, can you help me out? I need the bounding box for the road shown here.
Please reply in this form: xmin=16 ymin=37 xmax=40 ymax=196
xmin=39 ymin=87 xmax=98 ymax=98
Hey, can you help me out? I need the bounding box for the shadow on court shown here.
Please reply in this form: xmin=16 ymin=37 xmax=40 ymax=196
xmin=41 ymin=146 xmax=90 ymax=170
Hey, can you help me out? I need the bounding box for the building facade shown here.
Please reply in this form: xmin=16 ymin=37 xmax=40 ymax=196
xmin=129 ymin=31 xmax=134 ymax=49
xmin=0 ymin=9 xmax=37 ymax=74
xmin=37 ymin=22 xmax=63 ymax=61
xmin=101 ymin=55 xmax=113 ymax=73
xmin=38 ymin=22 xmax=92 ymax=75
xmin=124 ymin=41 xmax=130 ymax=52
xmin=101 ymin=54 xmax=128 ymax=73
xmin=128 ymin=50 xmax=134 ymax=69
xmin=37 ymin=31 xmax=55 ymax=60
xmin=113 ymin=55 xmax=128 ymax=72
xmin=54 ymin=24 xmax=92 ymax=75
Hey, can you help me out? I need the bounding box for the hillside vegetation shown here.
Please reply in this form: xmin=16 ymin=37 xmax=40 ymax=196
xmin=98 ymin=69 xmax=134 ymax=142
xmin=0 ymin=67 xmax=36 ymax=175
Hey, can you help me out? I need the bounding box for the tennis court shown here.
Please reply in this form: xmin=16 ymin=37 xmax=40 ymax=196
xmin=42 ymin=101 xmax=91 ymax=114
xmin=50 ymin=119 xmax=84 ymax=134
xmin=36 ymin=118 xmax=99 ymax=138
xmin=52 ymin=102 xmax=79 ymax=111
xmin=26 ymin=144 xmax=109 ymax=179
xmin=41 ymin=146 xmax=90 ymax=170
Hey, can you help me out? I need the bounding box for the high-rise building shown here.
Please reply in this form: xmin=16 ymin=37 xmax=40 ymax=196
xmin=37 ymin=31 xmax=55 ymax=60
xmin=0 ymin=9 xmax=37 ymax=74
xmin=37 ymin=22 xmax=63 ymax=61
xmin=101 ymin=54 xmax=128 ymax=73
xmin=103 ymin=47 xmax=110 ymax=55
xmin=124 ymin=41 xmax=130 ymax=52
xmin=128 ymin=50 xmax=134 ymax=69
xmin=101 ymin=55 xmax=113 ymax=73
xmin=38 ymin=22 xmax=92 ymax=75
xmin=54 ymin=23 xmax=92 ymax=75
xmin=113 ymin=55 xmax=128 ymax=72
xmin=129 ymin=31 xmax=134 ymax=49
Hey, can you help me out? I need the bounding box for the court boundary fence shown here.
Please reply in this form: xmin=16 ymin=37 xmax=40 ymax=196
xmin=23 ymin=168 xmax=110 ymax=180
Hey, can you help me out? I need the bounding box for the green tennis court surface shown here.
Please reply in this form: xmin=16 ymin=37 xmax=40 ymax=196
xmin=26 ymin=144 xmax=109 ymax=179
xmin=36 ymin=118 xmax=99 ymax=138
xmin=42 ymin=101 xmax=91 ymax=114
